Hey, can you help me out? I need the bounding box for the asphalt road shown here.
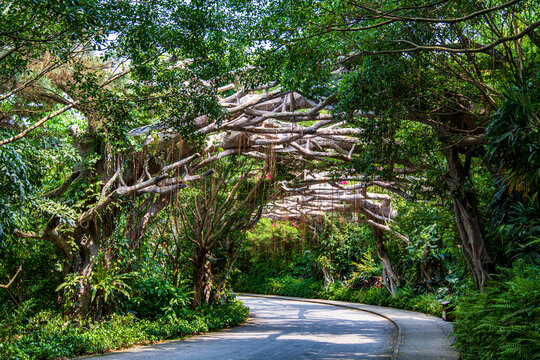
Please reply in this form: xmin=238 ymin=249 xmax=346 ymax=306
xmin=89 ymin=295 xmax=395 ymax=360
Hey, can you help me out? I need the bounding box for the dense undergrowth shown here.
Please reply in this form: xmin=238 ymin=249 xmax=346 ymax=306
xmin=0 ymin=300 xmax=248 ymax=360
xmin=234 ymin=269 xmax=444 ymax=316
xmin=453 ymin=263 xmax=540 ymax=360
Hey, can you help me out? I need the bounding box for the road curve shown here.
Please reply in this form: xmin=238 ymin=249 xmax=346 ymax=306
xmin=89 ymin=295 xmax=396 ymax=360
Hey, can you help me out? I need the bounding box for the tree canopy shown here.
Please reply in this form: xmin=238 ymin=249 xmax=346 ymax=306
xmin=0 ymin=1 xmax=539 ymax=358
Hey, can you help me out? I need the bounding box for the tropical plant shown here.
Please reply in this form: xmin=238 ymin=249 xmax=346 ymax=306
xmin=453 ymin=263 xmax=540 ymax=360
xmin=346 ymin=253 xmax=383 ymax=290
xmin=485 ymin=74 xmax=540 ymax=263
xmin=57 ymin=253 xmax=136 ymax=319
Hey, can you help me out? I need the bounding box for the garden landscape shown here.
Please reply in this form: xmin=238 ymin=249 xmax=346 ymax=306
xmin=0 ymin=0 xmax=538 ymax=359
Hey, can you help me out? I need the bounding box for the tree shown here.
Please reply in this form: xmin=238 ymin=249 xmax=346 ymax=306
xmin=228 ymin=0 xmax=539 ymax=288
xmin=485 ymin=75 xmax=540 ymax=264
xmin=1 ymin=0 xmax=242 ymax=317
xmin=175 ymin=157 xmax=274 ymax=308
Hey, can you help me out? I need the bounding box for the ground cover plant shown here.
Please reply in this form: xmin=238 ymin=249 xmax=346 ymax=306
xmin=453 ymin=263 xmax=540 ymax=360
xmin=0 ymin=300 xmax=248 ymax=360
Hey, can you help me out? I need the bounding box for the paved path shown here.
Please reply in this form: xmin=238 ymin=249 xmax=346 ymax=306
xmin=89 ymin=295 xmax=395 ymax=359
xmin=242 ymin=294 xmax=458 ymax=360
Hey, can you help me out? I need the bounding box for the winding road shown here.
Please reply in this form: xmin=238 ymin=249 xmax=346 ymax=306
xmin=92 ymin=295 xmax=396 ymax=359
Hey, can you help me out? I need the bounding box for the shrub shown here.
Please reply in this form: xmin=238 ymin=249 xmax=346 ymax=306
xmin=266 ymin=275 xmax=322 ymax=298
xmin=236 ymin=272 xmax=445 ymax=317
xmin=343 ymin=253 xmax=383 ymax=290
xmin=0 ymin=300 xmax=248 ymax=360
xmin=453 ymin=263 xmax=540 ymax=360
xmin=125 ymin=277 xmax=191 ymax=320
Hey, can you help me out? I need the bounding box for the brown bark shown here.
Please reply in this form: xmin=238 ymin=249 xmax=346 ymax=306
xmin=375 ymin=238 xmax=400 ymax=295
xmin=67 ymin=223 xmax=101 ymax=318
xmin=0 ymin=264 xmax=22 ymax=290
xmin=445 ymin=146 xmax=492 ymax=288
xmin=20 ymin=85 xmax=405 ymax=318
xmin=192 ymin=247 xmax=211 ymax=309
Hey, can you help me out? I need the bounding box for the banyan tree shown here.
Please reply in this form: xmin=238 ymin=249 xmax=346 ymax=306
xmin=14 ymin=77 xmax=413 ymax=314
xmin=128 ymin=83 xmax=412 ymax=299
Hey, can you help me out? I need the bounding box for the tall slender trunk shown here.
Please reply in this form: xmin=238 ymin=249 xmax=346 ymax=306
xmin=445 ymin=147 xmax=492 ymax=288
xmin=321 ymin=265 xmax=334 ymax=290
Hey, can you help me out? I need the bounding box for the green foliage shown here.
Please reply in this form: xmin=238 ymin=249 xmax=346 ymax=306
xmin=236 ymin=271 xmax=445 ymax=317
xmin=285 ymin=251 xmax=318 ymax=278
xmin=0 ymin=143 xmax=31 ymax=240
xmin=453 ymin=263 xmax=540 ymax=360
xmin=235 ymin=217 xmax=450 ymax=316
xmin=486 ymin=76 xmax=540 ymax=200
xmin=315 ymin=221 xmax=374 ymax=278
xmin=235 ymin=272 xmax=322 ymax=299
xmin=329 ymin=284 xmax=446 ymax=316
xmin=393 ymin=198 xmax=465 ymax=292
xmin=344 ymin=253 xmax=383 ymax=290
xmin=0 ymin=301 xmax=248 ymax=360
xmin=245 ymin=218 xmax=301 ymax=250
xmin=486 ymin=75 xmax=540 ymax=265
xmin=264 ymin=275 xmax=322 ymax=298
xmin=0 ymin=300 xmax=36 ymax=343
xmin=57 ymin=253 xmax=137 ymax=318
xmin=0 ymin=112 xmax=87 ymax=310
xmin=2 ymin=3 xmax=539 ymax=360
xmin=126 ymin=278 xmax=191 ymax=320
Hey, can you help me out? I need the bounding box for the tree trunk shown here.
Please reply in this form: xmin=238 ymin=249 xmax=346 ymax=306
xmin=445 ymin=147 xmax=492 ymax=289
xmin=192 ymin=247 xmax=210 ymax=309
xmin=321 ymin=266 xmax=334 ymax=290
xmin=369 ymin=224 xmax=399 ymax=295
xmin=453 ymin=196 xmax=492 ymax=288
xmin=75 ymin=258 xmax=93 ymax=319
xmin=73 ymin=228 xmax=100 ymax=318
xmin=206 ymin=253 xmax=236 ymax=304
xmin=375 ymin=238 xmax=400 ymax=295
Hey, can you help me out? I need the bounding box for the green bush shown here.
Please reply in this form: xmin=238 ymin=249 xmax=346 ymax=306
xmin=235 ymin=273 xmax=323 ymax=298
xmin=343 ymin=253 xmax=383 ymax=290
xmin=0 ymin=300 xmax=248 ymax=360
xmin=453 ymin=263 xmax=540 ymax=360
xmin=350 ymin=286 xmax=392 ymax=306
xmin=126 ymin=277 xmax=191 ymax=320
xmin=266 ymin=275 xmax=322 ymax=298
xmin=326 ymin=283 xmax=443 ymax=316
xmin=235 ymin=273 xmax=445 ymax=317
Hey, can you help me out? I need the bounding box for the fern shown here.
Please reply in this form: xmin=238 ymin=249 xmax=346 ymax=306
xmin=453 ymin=262 xmax=540 ymax=360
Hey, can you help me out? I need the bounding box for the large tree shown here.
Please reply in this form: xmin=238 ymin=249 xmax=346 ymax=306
xmin=173 ymin=157 xmax=274 ymax=308
xmin=1 ymin=0 xmax=240 ymax=317
xmin=229 ymin=0 xmax=539 ymax=288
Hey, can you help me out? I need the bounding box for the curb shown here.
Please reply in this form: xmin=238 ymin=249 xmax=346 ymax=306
xmin=237 ymin=293 xmax=401 ymax=360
